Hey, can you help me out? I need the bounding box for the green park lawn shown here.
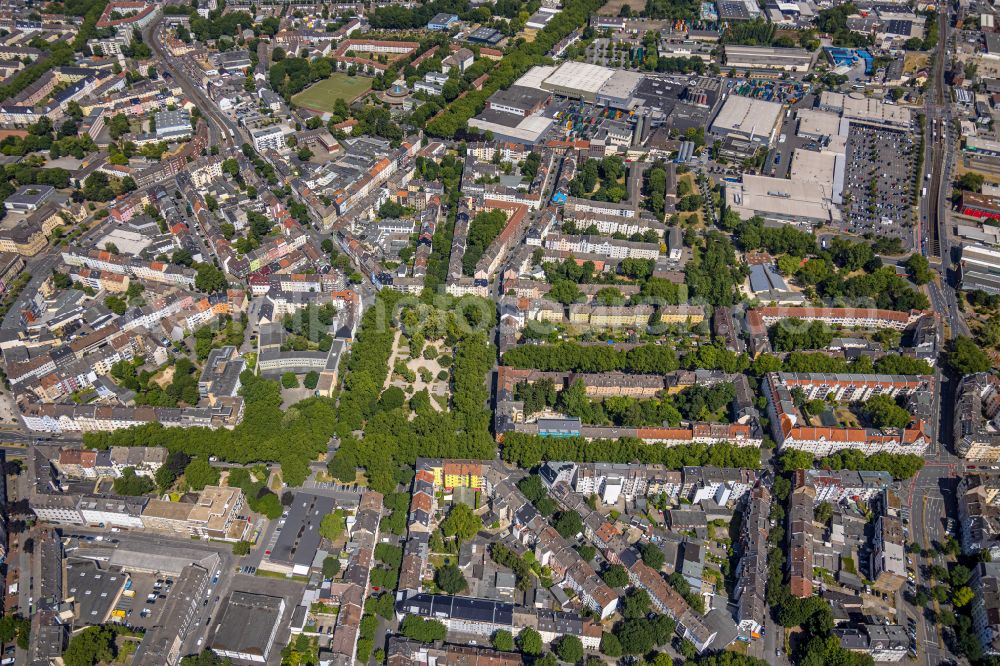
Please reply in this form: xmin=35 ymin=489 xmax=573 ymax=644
xmin=291 ymin=74 xmax=372 ymax=111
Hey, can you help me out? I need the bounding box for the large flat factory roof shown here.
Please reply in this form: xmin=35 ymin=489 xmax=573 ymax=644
xmin=541 ymin=61 xmax=615 ymax=96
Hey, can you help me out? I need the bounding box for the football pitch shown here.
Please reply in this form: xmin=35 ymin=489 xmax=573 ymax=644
xmin=292 ymin=74 xmax=372 ymax=112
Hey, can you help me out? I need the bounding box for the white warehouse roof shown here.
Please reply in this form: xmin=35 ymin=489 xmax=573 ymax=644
xmin=711 ymin=95 xmax=784 ymax=141
xmin=541 ymin=61 xmax=616 ymax=96
xmin=725 ymin=174 xmax=842 ymax=225
xmin=515 ymin=65 xmax=558 ymax=91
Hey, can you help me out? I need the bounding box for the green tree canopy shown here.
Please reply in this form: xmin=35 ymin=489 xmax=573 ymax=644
xmin=183 ymin=458 xmax=220 ymax=491
xmin=599 ymin=632 xmax=623 ymax=657
xmin=553 ymin=510 xmax=583 ymax=538
xmin=948 ymin=336 xmax=992 ymax=375
xmin=639 ymin=542 xmax=665 ymax=570
xmin=517 ymin=627 xmax=543 ymax=655
xmin=904 ymin=253 xmax=933 ymax=285
xmin=63 ymin=625 xmax=116 ymax=666
xmin=434 ymin=563 xmax=468 ymax=594
xmin=113 ymin=467 xmax=153 ymax=496
xmin=320 ymin=509 xmax=347 ymax=540
xmin=556 ymin=635 xmax=584 ymax=664
xmin=602 ymin=564 xmax=630 ymax=587
xmin=862 ymin=394 xmax=912 ymax=429
xmin=622 ymin=588 xmax=652 ymax=619
xmin=400 ymin=616 xmax=446 ymax=643
xmin=492 ymin=630 xmax=515 ymax=651
xmin=549 ymin=279 xmax=583 ymax=305
xmin=441 ymin=503 xmax=481 ymax=542
xmin=322 ymin=555 xmax=341 ymax=578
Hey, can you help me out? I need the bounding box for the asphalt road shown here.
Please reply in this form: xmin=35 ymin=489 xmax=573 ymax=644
xmin=906 ymin=462 xmax=956 ymax=666
xmin=145 ymin=15 xmax=243 ymax=150
xmin=902 ymin=11 xmax=966 ymax=665
xmin=750 ymin=613 xmax=790 ymax=664
xmin=0 ymin=431 xmax=80 ymax=445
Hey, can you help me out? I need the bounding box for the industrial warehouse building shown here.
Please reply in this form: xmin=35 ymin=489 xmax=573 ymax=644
xmin=211 ymin=592 xmax=286 ymax=663
xmin=470 ymin=63 xmax=649 ymax=141
xmin=595 ymin=70 xmax=644 ymax=109
xmin=818 ymin=91 xmax=912 ymax=129
xmin=724 ymin=45 xmax=814 ymax=71
xmin=724 ymin=174 xmax=842 ymax=227
xmin=532 ymin=61 xmax=647 ymax=107
xmin=789 ymin=149 xmax=845 ymax=203
xmin=539 ymin=62 xmax=616 ymax=102
xmin=486 ymin=85 xmax=551 ymax=118
xmin=717 ymin=0 xmax=763 ymax=20
xmin=710 ymin=95 xmax=783 ymax=144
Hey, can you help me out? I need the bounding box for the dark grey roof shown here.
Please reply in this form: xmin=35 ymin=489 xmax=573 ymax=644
xmin=269 ymin=492 xmax=338 ymax=569
xmin=211 ymin=591 xmax=285 ymax=657
xmin=489 ymin=85 xmax=551 ymax=113
xmin=134 ymin=563 xmax=211 ymax=664
xmin=65 ymin=559 xmax=126 ymax=627
xmin=395 ymin=593 xmax=515 ymax=626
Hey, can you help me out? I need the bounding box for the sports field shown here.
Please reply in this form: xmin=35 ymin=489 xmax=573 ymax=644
xmin=292 ymin=74 xmax=372 ymax=112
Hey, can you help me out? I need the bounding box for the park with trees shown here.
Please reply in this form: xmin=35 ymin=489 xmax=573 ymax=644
xmin=324 ymin=290 xmax=498 ymax=494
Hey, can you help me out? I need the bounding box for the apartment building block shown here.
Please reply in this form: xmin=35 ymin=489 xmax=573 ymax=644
xmin=763 ymin=372 xmax=932 ymax=456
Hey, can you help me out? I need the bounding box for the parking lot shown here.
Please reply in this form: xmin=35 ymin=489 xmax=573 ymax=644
xmin=584 ymin=38 xmax=644 ymax=69
xmin=842 ymin=124 xmax=916 ymax=239
xmin=111 ymin=571 xmax=174 ymax=630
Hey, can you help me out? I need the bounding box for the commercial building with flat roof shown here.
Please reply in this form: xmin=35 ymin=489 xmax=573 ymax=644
xmin=265 ymin=492 xmax=339 ymax=575
xmin=596 ymin=70 xmax=644 ymax=109
xmin=961 ymin=243 xmax=1000 ymax=294
xmin=65 ymin=559 xmax=127 ymax=626
xmin=539 ymin=62 xmax=615 ymax=102
xmin=724 ymin=45 xmax=813 ymax=71
xmin=710 ymin=96 xmax=783 ymax=144
xmin=717 ymin=0 xmax=763 ymax=20
xmin=211 ymin=592 xmax=286 ymax=663
xmin=724 ymin=174 xmax=842 ymax=227
xmin=961 ymin=192 xmax=1000 ymax=221
xmin=965 ymin=135 xmax=1000 ymax=158
xmin=515 ymin=65 xmax=558 ymax=91
xmin=468 ymin=112 xmax=554 ymax=145
xmin=795 ymin=108 xmax=843 ymax=139
xmin=789 ymin=149 xmax=844 ymax=203
xmin=487 ymin=85 xmax=551 ymax=118
xmin=819 ymin=91 xmax=911 ymax=129
xmin=155 ymin=109 xmax=192 ymax=141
